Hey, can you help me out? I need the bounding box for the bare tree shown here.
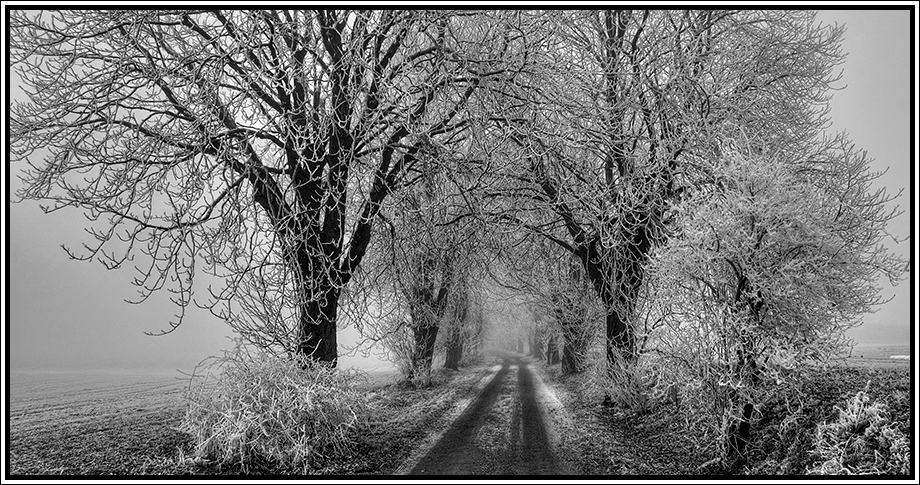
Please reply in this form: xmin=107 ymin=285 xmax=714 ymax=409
xmin=365 ymin=139 xmax=489 ymax=380
xmin=10 ymin=10 xmax=510 ymax=364
xmin=483 ymin=10 xmax=847 ymax=388
xmin=442 ymin=272 xmax=482 ymax=371
xmin=553 ymin=262 xmax=601 ymax=376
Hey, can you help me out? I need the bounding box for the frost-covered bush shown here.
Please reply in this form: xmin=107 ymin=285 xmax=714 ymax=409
xmin=807 ymin=390 xmax=910 ymax=475
xmin=179 ymin=344 xmax=367 ymax=473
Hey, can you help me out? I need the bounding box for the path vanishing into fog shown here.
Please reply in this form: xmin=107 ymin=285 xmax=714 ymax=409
xmin=409 ymin=353 xmax=559 ymax=475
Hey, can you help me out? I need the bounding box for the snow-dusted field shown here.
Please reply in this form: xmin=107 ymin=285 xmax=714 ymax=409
xmin=8 ymin=366 xmax=401 ymax=437
xmin=846 ymin=344 xmax=911 ymax=367
xmin=9 ymin=370 xmax=188 ymax=436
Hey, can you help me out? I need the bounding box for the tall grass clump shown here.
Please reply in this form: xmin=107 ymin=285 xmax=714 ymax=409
xmin=179 ymin=344 xmax=367 ymax=474
xmin=807 ymin=389 xmax=910 ymax=475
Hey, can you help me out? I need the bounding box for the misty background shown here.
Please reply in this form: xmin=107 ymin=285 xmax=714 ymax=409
xmin=6 ymin=10 xmax=914 ymax=374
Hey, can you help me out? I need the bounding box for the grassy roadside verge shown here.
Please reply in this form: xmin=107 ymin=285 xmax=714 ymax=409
xmin=533 ymin=361 xmax=910 ymax=475
xmin=8 ymin=359 xmax=499 ymax=476
xmin=533 ymin=363 xmax=705 ymax=475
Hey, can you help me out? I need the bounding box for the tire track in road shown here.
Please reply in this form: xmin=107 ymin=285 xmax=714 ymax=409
xmin=409 ymin=354 xmax=559 ymax=475
xmin=514 ymin=359 xmax=558 ymax=474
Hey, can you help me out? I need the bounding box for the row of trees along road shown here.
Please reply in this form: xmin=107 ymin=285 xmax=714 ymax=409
xmin=11 ymin=9 xmax=904 ymax=460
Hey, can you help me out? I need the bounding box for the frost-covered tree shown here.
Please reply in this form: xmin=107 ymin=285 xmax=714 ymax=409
xmin=10 ymin=10 xmax=514 ymax=364
xmin=366 ymin=146 xmax=490 ymax=380
xmin=484 ymin=10 xmax=848 ymax=391
xmin=645 ymin=133 xmax=905 ymax=463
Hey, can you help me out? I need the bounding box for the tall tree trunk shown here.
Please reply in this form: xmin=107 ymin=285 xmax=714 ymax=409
xmin=444 ymin=327 xmax=463 ymax=370
xmin=533 ymin=328 xmax=545 ymax=361
xmin=407 ymin=254 xmax=451 ymax=379
xmin=726 ymin=402 xmax=755 ymax=466
xmin=527 ymin=331 xmax=535 ymax=357
xmin=725 ymin=332 xmax=761 ymax=466
xmin=580 ymin=236 xmax=649 ymax=406
xmin=582 ymin=239 xmax=646 ymax=372
xmin=570 ymin=193 xmax=655 ymax=375
xmin=546 ymin=336 xmax=560 ymax=365
xmin=560 ymin=317 xmax=582 ymax=375
xmin=411 ymin=322 xmax=440 ymax=378
xmin=561 ymin=341 xmax=577 ymax=374
xmin=298 ymin=287 xmax=340 ymax=365
xmin=604 ymin=303 xmax=636 ymax=365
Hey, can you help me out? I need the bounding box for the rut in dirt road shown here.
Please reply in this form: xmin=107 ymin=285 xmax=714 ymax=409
xmin=409 ymin=356 xmax=559 ymax=475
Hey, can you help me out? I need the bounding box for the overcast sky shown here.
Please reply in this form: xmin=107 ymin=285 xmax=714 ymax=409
xmin=6 ymin=9 xmax=914 ymax=373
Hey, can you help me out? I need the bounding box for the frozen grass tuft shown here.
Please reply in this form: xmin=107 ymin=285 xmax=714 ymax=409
xmin=179 ymin=344 xmax=367 ymax=474
xmin=807 ymin=388 xmax=910 ymax=475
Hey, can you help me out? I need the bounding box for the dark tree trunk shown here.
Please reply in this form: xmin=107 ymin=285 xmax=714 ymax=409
xmin=411 ymin=322 xmax=439 ymax=378
xmin=726 ymin=402 xmax=755 ymax=466
xmin=546 ymin=336 xmax=560 ymax=365
xmin=407 ymin=254 xmax=452 ymax=379
xmin=583 ymin=255 xmax=643 ymax=369
xmin=533 ymin=330 xmax=544 ymax=361
xmin=298 ymin=288 xmax=340 ymax=365
xmin=444 ymin=328 xmax=463 ymax=370
xmin=560 ymin=324 xmax=580 ymax=375
xmin=605 ymin=306 xmax=635 ymax=366
xmin=561 ymin=340 xmax=577 ymax=374
xmin=558 ymin=307 xmax=586 ymax=375
xmin=725 ymin=336 xmax=761 ymax=466
xmin=576 ymin=216 xmax=651 ymax=375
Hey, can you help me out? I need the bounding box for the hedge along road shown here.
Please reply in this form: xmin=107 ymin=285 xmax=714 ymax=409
xmin=408 ymin=353 xmax=560 ymax=475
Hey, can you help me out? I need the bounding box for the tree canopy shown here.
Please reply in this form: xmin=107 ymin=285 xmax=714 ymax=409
xmin=11 ymin=9 xmax=903 ymax=380
xmin=11 ymin=9 xmax=520 ymax=363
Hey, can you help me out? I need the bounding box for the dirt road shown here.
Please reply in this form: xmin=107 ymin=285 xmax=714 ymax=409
xmin=409 ymin=354 xmax=559 ymax=475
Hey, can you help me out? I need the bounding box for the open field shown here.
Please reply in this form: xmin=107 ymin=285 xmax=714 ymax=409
xmin=842 ymin=344 xmax=912 ymax=368
xmin=9 ymin=370 xmax=191 ymax=474
xmin=10 ymin=370 xmax=187 ymax=426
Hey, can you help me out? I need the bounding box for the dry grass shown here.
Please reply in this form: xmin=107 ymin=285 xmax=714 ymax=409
xmin=10 ymin=354 xmax=906 ymax=477
xmin=743 ymin=364 xmax=911 ymax=475
xmin=806 ymin=389 xmax=910 ymax=475
xmin=535 ymin=364 xmax=705 ymax=475
xmin=178 ymin=346 xmax=369 ymax=474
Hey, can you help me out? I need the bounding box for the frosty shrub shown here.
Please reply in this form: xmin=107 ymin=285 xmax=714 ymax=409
xmin=807 ymin=390 xmax=910 ymax=475
xmin=180 ymin=344 xmax=367 ymax=473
